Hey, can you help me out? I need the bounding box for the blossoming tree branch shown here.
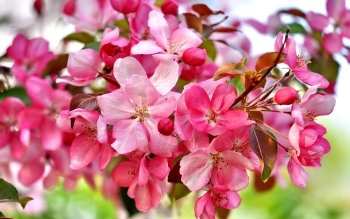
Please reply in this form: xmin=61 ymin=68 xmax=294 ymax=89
xmin=0 ymin=0 xmax=345 ymax=218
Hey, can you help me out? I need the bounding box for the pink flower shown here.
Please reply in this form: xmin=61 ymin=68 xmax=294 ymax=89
xmin=287 ymin=155 xmax=309 ymax=189
xmin=274 ymin=32 xmax=329 ymax=88
xmin=110 ymin=0 xmax=140 ymax=14
xmin=100 ymin=28 xmax=130 ymax=69
xmin=306 ymin=0 xmax=350 ymax=54
xmin=18 ymin=77 xmax=71 ymax=150
xmin=56 ymin=109 xmax=114 ymax=170
xmin=6 ymin=34 xmax=55 ymax=84
xmin=131 ymin=10 xmax=202 ymax=61
xmin=195 ymin=187 xmax=241 ymax=219
xmin=180 ymin=131 xmax=254 ymax=191
xmin=112 ymin=153 xmax=169 ymax=212
xmin=184 ymin=82 xmax=250 ymax=135
xmin=57 ymin=49 xmax=101 ymax=86
xmin=97 ymin=57 xmax=178 ymax=156
xmin=0 ymin=97 xmax=29 ymax=159
xmin=62 ymin=0 xmax=119 ymax=31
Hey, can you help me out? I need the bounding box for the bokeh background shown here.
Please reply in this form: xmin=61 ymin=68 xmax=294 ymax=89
xmin=0 ymin=0 xmax=349 ymax=218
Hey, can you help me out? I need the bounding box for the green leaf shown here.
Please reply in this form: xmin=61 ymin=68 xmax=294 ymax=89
xmin=18 ymin=197 xmax=33 ymax=209
xmin=84 ymin=41 xmax=100 ymax=51
xmin=249 ymin=124 xmax=278 ymax=182
xmin=169 ymin=183 xmax=191 ymax=203
xmin=0 ymin=178 xmax=32 ymax=209
xmin=228 ymin=77 xmax=244 ymax=94
xmin=63 ymin=32 xmax=96 ymax=44
xmin=278 ymin=23 xmax=306 ymax=34
xmin=200 ymin=39 xmax=217 ymax=60
xmin=0 ymin=87 xmax=30 ymax=105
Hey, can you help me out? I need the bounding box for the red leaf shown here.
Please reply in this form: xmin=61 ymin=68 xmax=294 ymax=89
xmin=255 ymin=52 xmax=286 ymax=73
xmin=183 ymin=13 xmax=203 ymax=33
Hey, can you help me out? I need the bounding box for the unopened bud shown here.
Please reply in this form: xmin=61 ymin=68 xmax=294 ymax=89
xmin=63 ymin=0 xmax=76 ymax=16
xmin=33 ymin=0 xmax=44 ymax=16
xmin=182 ymin=47 xmax=207 ymax=66
xmin=110 ymin=0 xmax=139 ymax=14
xmin=158 ymin=118 xmax=174 ymax=136
xmin=274 ymin=87 xmax=298 ymax=105
xmin=161 ymin=0 xmax=178 ymax=16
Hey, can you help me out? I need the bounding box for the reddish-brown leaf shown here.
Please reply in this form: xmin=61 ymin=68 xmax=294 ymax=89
xmin=278 ymin=8 xmax=306 ymax=18
xmin=192 ymin=3 xmax=223 ymax=17
xmin=69 ymin=93 xmax=100 ymax=128
xmin=255 ymin=52 xmax=286 ymax=73
xmin=254 ymin=172 xmax=276 ymax=192
xmin=249 ymin=124 xmax=277 ymax=182
xmin=183 ymin=13 xmax=203 ymax=33
xmin=214 ymin=26 xmax=239 ymax=33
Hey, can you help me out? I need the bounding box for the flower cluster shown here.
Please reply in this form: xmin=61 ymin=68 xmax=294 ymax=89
xmin=0 ymin=0 xmax=337 ymax=218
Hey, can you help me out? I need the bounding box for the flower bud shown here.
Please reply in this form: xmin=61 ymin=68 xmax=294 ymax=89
xmin=158 ymin=118 xmax=174 ymax=136
xmin=33 ymin=0 xmax=44 ymax=16
xmin=274 ymin=87 xmax=298 ymax=105
xmin=182 ymin=47 xmax=207 ymax=66
xmin=110 ymin=0 xmax=139 ymax=14
xmin=63 ymin=0 xmax=76 ymax=16
xmin=161 ymin=0 xmax=178 ymax=16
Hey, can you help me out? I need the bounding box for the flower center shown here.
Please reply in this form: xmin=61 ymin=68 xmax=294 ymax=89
xmin=296 ymin=55 xmax=310 ymax=68
xmin=131 ymin=105 xmax=149 ymax=122
xmin=168 ymin=41 xmax=183 ymax=54
xmin=1 ymin=117 xmax=19 ymax=132
xmin=205 ymin=109 xmax=219 ymax=124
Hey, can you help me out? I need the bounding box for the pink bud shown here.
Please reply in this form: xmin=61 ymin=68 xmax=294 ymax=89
xmin=63 ymin=0 xmax=76 ymax=16
xmin=33 ymin=0 xmax=44 ymax=16
xmin=110 ymin=0 xmax=139 ymax=14
xmin=274 ymin=87 xmax=298 ymax=105
xmin=158 ymin=118 xmax=174 ymax=136
xmin=182 ymin=47 xmax=207 ymax=66
xmin=161 ymin=0 xmax=178 ymax=16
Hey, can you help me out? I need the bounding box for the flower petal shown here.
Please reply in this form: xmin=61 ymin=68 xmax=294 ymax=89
xmin=150 ymin=60 xmax=179 ymax=95
xmin=131 ymin=40 xmax=164 ymax=55
xmin=148 ymin=10 xmax=170 ymax=50
xmin=70 ymin=134 xmax=100 ymax=170
xmin=113 ymin=56 xmax=147 ymax=86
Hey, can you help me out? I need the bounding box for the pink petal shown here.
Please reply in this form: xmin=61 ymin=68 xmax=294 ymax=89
xmin=148 ymin=95 xmax=176 ymax=118
xmin=323 ymin=33 xmax=343 ymax=54
xmin=148 ymin=10 xmax=170 ymax=50
xmin=97 ymin=116 xmax=108 ymax=144
xmin=211 ymin=83 xmax=237 ymax=111
xmin=0 ymin=97 xmax=25 ymax=116
xmin=112 ymin=119 xmax=148 ymax=154
xmin=25 ymin=77 xmax=52 ymax=107
xmin=112 ymin=161 xmax=137 ymax=187
xmin=131 ymin=40 xmax=164 ymax=55
xmin=326 ymin=0 xmax=346 ymax=20
xmin=245 ymin=19 xmax=269 ymax=33
xmin=302 ymin=94 xmax=336 ymax=117
xmin=294 ymin=70 xmax=329 ymax=88
xmin=212 ymin=165 xmax=249 ymax=191
xmin=170 ymin=28 xmax=202 ymax=55
xmin=300 ymin=128 xmax=318 ymax=147
xmin=274 ymin=32 xmax=284 ymax=52
xmin=218 ymin=191 xmax=241 ymax=209
xmin=113 ymin=56 xmax=147 ymax=86
xmin=97 ymin=90 xmax=134 ymax=124
xmin=211 ymin=131 xmax=236 ymax=152
xmin=289 ymin=123 xmax=301 ymax=154
xmin=219 ymin=110 xmax=250 ymax=130
xmin=180 ymin=150 xmax=212 ymax=191
xmin=306 ymin=12 xmax=329 ymax=31
xmin=147 ymin=156 xmax=170 ymax=181
xmin=0 ymin=132 xmax=10 ymax=148
xmin=138 ymin=157 xmax=149 ymax=186
xmin=223 ymin=151 xmax=254 ymax=170
xmin=50 ymin=90 xmax=71 ymax=110
xmin=133 ymin=180 xmax=162 ymax=212
xmin=67 ymin=49 xmax=100 ymax=79
xmin=288 ymin=155 xmax=308 ymax=188
xmin=26 ymin=38 xmax=50 ymax=59
xmin=150 ymin=60 xmax=179 ymax=95
xmin=6 ymin=34 xmax=28 ymax=61
xmin=101 ymin=28 xmax=120 ymax=47
xmin=99 ymin=144 xmax=114 ymax=170
xmin=184 ymin=86 xmax=210 ymax=132
xmin=18 ymin=160 xmax=45 ymax=186
xmin=70 ymin=134 xmax=100 ymax=170
xmin=9 ymin=136 xmax=27 ymax=160
xmin=145 ymin=118 xmax=177 ymax=157
xmin=18 ymin=108 xmax=45 ymax=129
xmin=56 ymin=76 xmax=95 ymax=86
xmin=195 ymin=192 xmax=216 ymax=219
xmin=125 ymin=74 xmax=159 ymax=106
xmin=41 ymin=119 xmax=62 ymax=150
